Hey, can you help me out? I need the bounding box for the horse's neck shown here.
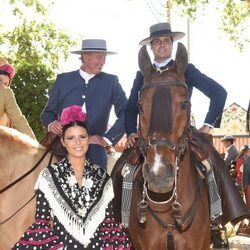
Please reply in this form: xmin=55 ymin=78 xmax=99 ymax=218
xmin=0 ymin=148 xmax=52 ymax=189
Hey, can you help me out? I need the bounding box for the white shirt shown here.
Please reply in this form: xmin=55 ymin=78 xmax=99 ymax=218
xmin=79 ymin=69 xmax=95 ymax=113
xmin=79 ymin=69 xmax=112 ymax=145
xmin=154 ymin=58 xmax=172 ymax=68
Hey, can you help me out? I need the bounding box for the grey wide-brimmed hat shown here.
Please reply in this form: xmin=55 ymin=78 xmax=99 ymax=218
xmin=71 ymin=39 xmax=116 ymax=55
xmin=139 ymin=22 xmax=185 ymax=45
xmin=220 ymin=135 xmax=236 ymax=141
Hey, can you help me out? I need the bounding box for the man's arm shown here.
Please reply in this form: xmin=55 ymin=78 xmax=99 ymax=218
xmin=104 ymin=76 xmax=127 ymax=145
xmin=40 ymin=76 xmax=61 ymax=130
xmin=185 ymin=64 xmax=227 ymax=128
xmin=125 ymin=71 xmax=144 ymax=135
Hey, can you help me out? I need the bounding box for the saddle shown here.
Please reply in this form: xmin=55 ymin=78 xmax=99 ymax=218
xmin=112 ymin=129 xmax=249 ymax=227
xmin=187 ymin=128 xmax=212 ymax=161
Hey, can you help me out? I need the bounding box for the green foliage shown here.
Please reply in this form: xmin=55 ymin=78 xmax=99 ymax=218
xmin=170 ymin=0 xmax=250 ymax=51
xmin=7 ymin=21 xmax=73 ymax=69
xmin=11 ymin=63 xmax=54 ymax=141
xmin=220 ymin=0 xmax=250 ymax=51
xmin=173 ymin=0 xmax=209 ymax=20
xmin=1 ymin=0 xmax=77 ymax=141
xmin=9 ymin=0 xmax=48 ymax=16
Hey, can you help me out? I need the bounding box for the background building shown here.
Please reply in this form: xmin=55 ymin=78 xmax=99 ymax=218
xmin=212 ymin=102 xmax=250 ymax=153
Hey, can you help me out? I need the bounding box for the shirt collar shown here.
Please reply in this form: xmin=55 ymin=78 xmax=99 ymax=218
xmin=79 ymin=68 xmax=95 ymax=83
xmin=154 ymin=58 xmax=172 ymax=68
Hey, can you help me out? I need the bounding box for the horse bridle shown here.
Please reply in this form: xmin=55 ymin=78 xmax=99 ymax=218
xmin=0 ymin=145 xmax=52 ymax=194
xmin=138 ymin=79 xmax=188 ymax=159
xmin=137 ymin=78 xmax=200 ymax=234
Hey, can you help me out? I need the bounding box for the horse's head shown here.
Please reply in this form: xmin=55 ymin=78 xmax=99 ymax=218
xmin=138 ymin=43 xmax=191 ymax=195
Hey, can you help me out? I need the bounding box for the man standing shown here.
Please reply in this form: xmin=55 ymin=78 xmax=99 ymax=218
xmin=221 ymin=135 xmax=239 ymax=168
xmin=41 ymin=39 xmax=127 ymax=170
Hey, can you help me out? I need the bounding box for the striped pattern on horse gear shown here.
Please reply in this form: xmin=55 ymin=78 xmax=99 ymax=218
xmin=121 ymin=163 xmax=137 ymax=228
xmin=204 ymin=159 xmax=223 ymax=221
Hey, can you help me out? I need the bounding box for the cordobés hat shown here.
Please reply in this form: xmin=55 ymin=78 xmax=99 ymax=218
xmin=71 ymin=39 xmax=116 ymax=55
xmin=220 ymin=135 xmax=236 ymax=141
xmin=139 ymin=22 xmax=185 ymax=45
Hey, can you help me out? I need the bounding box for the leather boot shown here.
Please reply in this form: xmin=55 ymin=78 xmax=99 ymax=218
xmin=209 ymin=146 xmax=249 ymax=226
xmin=190 ymin=130 xmax=250 ymax=226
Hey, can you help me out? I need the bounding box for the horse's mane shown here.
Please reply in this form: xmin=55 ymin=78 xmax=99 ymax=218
xmin=0 ymin=126 xmax=43 ymax=156
xmin=149 ymin=86 xmax=172 ymax=135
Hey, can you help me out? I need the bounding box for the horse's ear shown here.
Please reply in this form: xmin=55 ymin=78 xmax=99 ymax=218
xmin=174 ymin=42 xmax=188 ymax=76
xmin=138 ymin=45 xmax=154 ymax=77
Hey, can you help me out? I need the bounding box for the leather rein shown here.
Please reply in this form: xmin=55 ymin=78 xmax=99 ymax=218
xmin=0 ymin=136 xmax=57 ymax=225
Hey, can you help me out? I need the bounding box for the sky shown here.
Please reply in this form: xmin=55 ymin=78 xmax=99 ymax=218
xmin=3 ymin=0 xmax=250 ymax=127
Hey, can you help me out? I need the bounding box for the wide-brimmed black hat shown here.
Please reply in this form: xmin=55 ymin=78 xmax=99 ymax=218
xmin=139 ymin=22 xmax=185 ymax=45
xmin=71 ymin=39 xmax=116 ymax=55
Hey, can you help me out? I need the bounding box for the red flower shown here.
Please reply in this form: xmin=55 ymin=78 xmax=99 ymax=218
xmin=60 ymin=105 xmax=87 ymax=126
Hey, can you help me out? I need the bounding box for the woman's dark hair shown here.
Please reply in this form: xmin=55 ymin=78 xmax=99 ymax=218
xmin=62 ymin=121 xmax=89 ymax=139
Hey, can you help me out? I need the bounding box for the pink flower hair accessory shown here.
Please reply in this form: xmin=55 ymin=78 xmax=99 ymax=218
xmin=60 ymin=105 xmax=87 ymax=126
xmin=0 ymin=63 xmax=15 ymax=79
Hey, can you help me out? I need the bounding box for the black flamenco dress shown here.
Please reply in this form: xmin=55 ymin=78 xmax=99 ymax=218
xmin=13 ymin=157 xmax=132 ymax=249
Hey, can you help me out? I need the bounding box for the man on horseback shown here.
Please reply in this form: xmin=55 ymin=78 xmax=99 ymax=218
xmin=125 ymin=22 xmax=227 ymax=144
xmin=124 ymin=22 xmax=248 ymax=248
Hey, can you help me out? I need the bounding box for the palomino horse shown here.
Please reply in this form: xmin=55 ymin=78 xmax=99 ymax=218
xmin=112 ymin=43 xmax=210 ymax=250
xmin=0 ymin=126 xmax=55 ymax=249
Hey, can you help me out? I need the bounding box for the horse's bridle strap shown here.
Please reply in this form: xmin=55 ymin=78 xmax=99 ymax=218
xmin=0 ymin=136 xmax=58 ymax=194
xmin=149 ymin=139 xmax=176 ymax=150
xmin=0 ymin=194 xmax=36 ymax=225
xmin=147 ymin=205 xmax=176 ymax=230
xmin=142 ymin=80 xmax=187 ymax=90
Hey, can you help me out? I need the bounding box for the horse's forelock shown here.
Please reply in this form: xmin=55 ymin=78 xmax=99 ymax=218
xmin=149 ymin=86 xmax=172 ymax=135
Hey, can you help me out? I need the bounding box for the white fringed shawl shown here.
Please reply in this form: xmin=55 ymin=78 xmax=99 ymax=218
xmin=35 ymin=167 xmax=114 ymax=247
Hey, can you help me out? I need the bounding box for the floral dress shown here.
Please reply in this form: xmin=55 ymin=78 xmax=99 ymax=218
xmin=13 ymin=157 xmax=132 ymax=249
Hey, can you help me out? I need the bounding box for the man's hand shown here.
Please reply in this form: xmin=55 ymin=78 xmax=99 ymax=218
xmin=198 ymin=125 xmax=212 ymax=134
xmin=90 ymin=135 xmax=108 ymax=147
xmin=48 ymin=120 xmax=62 ymax=135
xmin=126 ymin=133 xmax=139 ymax=148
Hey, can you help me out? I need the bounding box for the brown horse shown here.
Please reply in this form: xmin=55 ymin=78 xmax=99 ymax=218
xmin=0 ymin=126 xmax=56 ymax=249
xmin=112 ymin=43 xmax=210 ymax=250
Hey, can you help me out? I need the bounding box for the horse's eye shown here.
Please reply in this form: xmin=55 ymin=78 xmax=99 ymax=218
xmin=138 ymin=103 xmax=143 ymax=113
xmin=181 ymin=100 xmax=190 ymax=110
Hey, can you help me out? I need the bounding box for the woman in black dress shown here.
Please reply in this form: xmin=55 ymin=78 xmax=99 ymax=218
xmin=13 ymin=105 xmax=131 ymax=249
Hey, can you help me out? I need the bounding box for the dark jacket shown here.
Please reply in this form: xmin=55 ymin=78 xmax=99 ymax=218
xmin=125 ymin=61 xmax=227 ymax=135
xmin=224 ymin=145 xmax=239 ymax=167
xmin=41 ymin=70 xmax=127 ymax=145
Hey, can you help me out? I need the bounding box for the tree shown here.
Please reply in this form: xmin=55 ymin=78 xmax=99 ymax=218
xmin=0 ymin=0 xmax=76 ymax=141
